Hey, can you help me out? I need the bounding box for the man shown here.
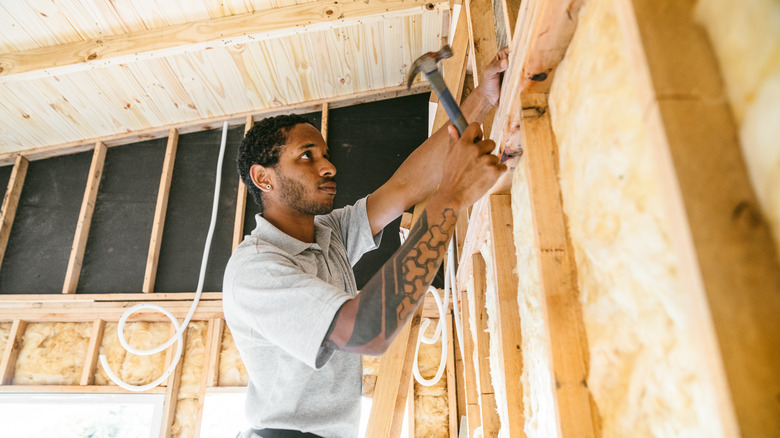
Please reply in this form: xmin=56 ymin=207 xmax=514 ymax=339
xmin=224 ymin=48 xmax=509 ymax=438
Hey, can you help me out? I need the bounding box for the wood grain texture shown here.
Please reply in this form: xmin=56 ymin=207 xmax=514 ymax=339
xmin=0 ymin=156 xmax=28 ymax=269
xmin=0 ymin=0 xmax=447 ymax=83
xmin=143 ymin=129 xmax=179 ymax=293
xmin=0 ymin=319 xmax=27 ymax=385
xmin=617 ymin=0 xmax=780 ymax=435
xmin=519 ymin=94 xmax=599 ymax=437
xmin=464 ymin=0 xmax=499 ymax=138
xmin=470 ymin=253 xmax=501 ymax=437
xmin=161 ymin=328 xmax=188 ymax=438
xmin=79 ymin=319 xmax=106 ymax=386
xmin=62 ymin=142 xmax=107 ymax=294
xmin=459 ymin=288 xmax=482 ymax=436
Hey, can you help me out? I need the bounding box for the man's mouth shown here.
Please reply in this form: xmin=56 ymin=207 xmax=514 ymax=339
xmin=318 ymin=182 xmax=337 ymax=195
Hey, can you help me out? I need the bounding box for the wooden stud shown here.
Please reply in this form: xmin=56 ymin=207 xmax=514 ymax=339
xmin=483 ymin=194 xmax=525 ymax=436
xmin=406 ymin=376 xmax=415 ymax=438
xmin=616 ymin=0 xmax=780 ymax=434
xmin=79 ymin=319 xmax=105 ymax=386
xmin=453 ymin=306 xmax=467 ymax=431
xmin=194 ymin=318 xmax=220 ymax=437
xmin=0 ymin=156 xmax=28 ymax=269
xmin=321 ymin=102 xmax=329 ymax=143
xmin=206 ymin=318 xmax=225 ymax=387
xmin=365 ymin=312 xmax=421 ymax=438
xmin=518 ymin=94 xmax=598 ymax=437
xmin=0 ymin=0 xmax=448 ymax=83
xmin=0 ymin=384 xmax=166 ymax=394
xmin=0 ymin=319 xmax=27 ymax=385
xmin=470 ymin=254 xmax=501 ymax=437
xmin=0 ymin=300 xmax=224 ymax=322
xmin=160 ymin=327 xmax=188 ymax=438
xmin=460 ymin=288 xmax=482 ymax=436
xmin=446 ymin=314 xmax=458 ymax=438
xmin=143 ymin=129 xmax=179 ymax=293
xmin=62 ymin=142 xmax=107 ymax=294
xmin=463 ymin=0 xmax=498 ymax=137
xmin=0 ymin=292 xmax=223 ymax=303
xmin=233 ymin=117 xmax=253 ymax=251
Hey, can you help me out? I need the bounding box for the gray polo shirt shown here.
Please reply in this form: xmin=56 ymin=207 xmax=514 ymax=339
xmin=223 ymin=197 xmax=382 ymax=438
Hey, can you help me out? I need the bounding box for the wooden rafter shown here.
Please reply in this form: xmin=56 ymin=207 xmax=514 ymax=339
xmin=62 ymin=142 xmax=107 ymax=294
xmin=143 ymin=129 xmax=179 ymax=293
xmin=79 ymin=319 xmax=106 ymax=386
xmin=0 ymin=0 xmax=447 ymax=83
xmin=0 ymin=319 xmax=27 ymax=385
xmin=616 ymin=0 xmax=780 ymax=434
xmin=0 ymin=156 xmax=28 ymax=269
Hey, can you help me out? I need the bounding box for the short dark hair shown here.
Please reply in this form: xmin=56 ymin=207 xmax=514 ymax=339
xmin=237 ymin=114 xmax=314 ymax=210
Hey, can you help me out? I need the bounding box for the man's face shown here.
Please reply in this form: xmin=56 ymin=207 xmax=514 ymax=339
xmin=272 ymin=123 xmax=337 ymax=216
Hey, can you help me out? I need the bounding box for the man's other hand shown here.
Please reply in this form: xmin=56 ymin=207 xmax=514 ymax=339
xmin=480 ymin=47 xmax=509 ymax=106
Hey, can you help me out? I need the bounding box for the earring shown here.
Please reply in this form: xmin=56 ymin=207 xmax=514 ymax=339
xmin=266 ymin=184 xmax=271 ymax=190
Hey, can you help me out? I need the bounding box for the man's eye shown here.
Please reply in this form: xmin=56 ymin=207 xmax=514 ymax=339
xmin=301 ymin=152 xmax=311 ymax=159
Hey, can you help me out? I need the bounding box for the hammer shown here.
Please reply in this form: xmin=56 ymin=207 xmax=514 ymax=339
xmin=407 ymin=45 xmax=468 ymax=135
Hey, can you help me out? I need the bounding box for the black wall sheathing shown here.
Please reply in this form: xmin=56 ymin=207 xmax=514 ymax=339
xmin=0 ymin=164 xmax=12 ymax=194
xmin=153 ymin=125 xmax=245 ymax=293
xmin=0 ymin=152 xmax=92 ymax=294
xmin=77 ymin=139 xmax=167 ymax=293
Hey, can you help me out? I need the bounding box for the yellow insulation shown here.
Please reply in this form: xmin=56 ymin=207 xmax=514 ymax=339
xmin=545 ymin=0 xmax=724 ymax=435
xmin=94 ymin=322 xmax=169 ymax=386
xmin=172 ymin=321 xmax=208 ymax=438
xmin=511 ymin=163 xmax=557 ymax=437
xmin=13 ymin=322 xmax=91 ymax=385
xmin=696 ymin=0 xmax=780 ymax=256
xmin=414 ymin=318 xmax=449 ymax=438
xmin=219 ymin=326 xmax=248 ymax=386
xmin=0 ymin=322 xmax=11 ymax=355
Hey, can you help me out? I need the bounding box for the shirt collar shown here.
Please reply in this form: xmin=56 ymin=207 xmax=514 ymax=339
xmin=252 ymin=214 xmax=332 ymax=257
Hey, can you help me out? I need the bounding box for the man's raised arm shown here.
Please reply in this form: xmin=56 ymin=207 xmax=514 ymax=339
xmin=324 ymin=123 xmax=505 ymax=355
xmin=365 ymin=48 xmax=509 ymax=235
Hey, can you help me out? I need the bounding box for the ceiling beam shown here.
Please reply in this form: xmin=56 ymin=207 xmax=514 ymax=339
xmin=0 ymin=0 xmax=447 ymax=83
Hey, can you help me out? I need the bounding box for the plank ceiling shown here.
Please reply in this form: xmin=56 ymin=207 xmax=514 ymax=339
xmin=0 ymin=0 xmax=446 ymax=155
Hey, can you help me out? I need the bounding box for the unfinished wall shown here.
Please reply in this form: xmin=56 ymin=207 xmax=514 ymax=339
xmin=696 ymin=0 xmax=780 ymax=256
xmin=13 ymin=322 xmax=91 ymax=385
xmin=539 ymin=0 xmax=724 ymax=435
xmin=510 ymin=165 xmax=556 ymax=437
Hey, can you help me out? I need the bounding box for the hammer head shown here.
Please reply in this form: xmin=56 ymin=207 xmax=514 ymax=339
xmin=406 ymin=45 xmax=453 ymax=89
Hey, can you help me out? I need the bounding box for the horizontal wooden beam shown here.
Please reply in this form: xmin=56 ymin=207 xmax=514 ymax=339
xmin=0 ymin=82 xmax=431 ymax=166
xmin=0 ymin=0 xmax=447 ymax=83
xmin=0 ymin=384 xmax=166 ymax=394
xmin=0 ymin=292 xmax=223 ymax=302
xmin=0 ymin=301 xmax=223 ymax=322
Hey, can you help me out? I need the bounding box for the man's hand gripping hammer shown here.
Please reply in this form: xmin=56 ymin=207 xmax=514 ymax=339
xmin=406 ymin=45 xmax=468 ymax=136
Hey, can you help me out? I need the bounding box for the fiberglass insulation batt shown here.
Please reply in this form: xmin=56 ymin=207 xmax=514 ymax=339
xmin=518 ymin=0 xmax=736 ymax=435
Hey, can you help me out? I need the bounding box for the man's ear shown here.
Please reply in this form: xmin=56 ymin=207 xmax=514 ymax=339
xmin=249 ymin=164 xmax=274 ymax=192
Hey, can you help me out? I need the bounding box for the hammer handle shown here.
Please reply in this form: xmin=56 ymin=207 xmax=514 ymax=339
xmin=426 ymin=69 xmax=468 ymax=135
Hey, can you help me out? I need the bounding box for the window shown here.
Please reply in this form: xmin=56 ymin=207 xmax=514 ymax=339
xmin=0 ymin=393 xmax=164 ymax=438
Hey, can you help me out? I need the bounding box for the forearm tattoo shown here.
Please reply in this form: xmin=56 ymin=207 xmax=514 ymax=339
xmin=344 ymin=207 xmax=457 ymax=349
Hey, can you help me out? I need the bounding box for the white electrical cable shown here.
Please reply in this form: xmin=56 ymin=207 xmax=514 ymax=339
xmin=413 ymin=235 xmax=465 ymax=386
xmin=99 ymin=121 xmax=230 ymax=391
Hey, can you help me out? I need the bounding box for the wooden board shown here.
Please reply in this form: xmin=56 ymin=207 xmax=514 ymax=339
xmin=79 ymin=319 xmax=106 ymax=386
xmin=62 ymin=142 xmax=107 ymax=294
xmin=0 ymin=156 xmax=28 ymax=270
xmin=616 ymin=0 xmax=780 ymax=434
xmin=0 ymin=319 xmax=27 ymax=385
xmin=143 ymin=129 xmax=179 ymax=293
xmin=233 ymin=116 xmax=253 ymax=251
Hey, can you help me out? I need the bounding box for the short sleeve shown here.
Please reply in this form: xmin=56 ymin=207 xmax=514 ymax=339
xmin=225 ymin=251 xmax=350 ymax=369
xmin=318 ymin=196 xmax=382 ymax=266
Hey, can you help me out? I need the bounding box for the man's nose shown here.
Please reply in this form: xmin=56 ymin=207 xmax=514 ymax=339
xmin=320 ymin=158 xmax=336 ymax=177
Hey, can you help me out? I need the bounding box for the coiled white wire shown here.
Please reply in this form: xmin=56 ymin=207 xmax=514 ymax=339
xmin=413 ymin=234 xmax=466 ymax=386
xmin=99 ymin=121 xmax=229 ymax=391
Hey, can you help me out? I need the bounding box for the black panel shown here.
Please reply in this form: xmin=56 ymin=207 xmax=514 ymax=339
xmin=0 ymin=152 xmax=92 ymax=293
xmin=77 ymin=139 xmax=167 ymax=293
xmin=0 ymin=164 xmax=12 ymax=195
xmin=154 ymin=125 xmax=245 ymax=292
xmin=327 ymin=93 xmax=430 ymax=289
